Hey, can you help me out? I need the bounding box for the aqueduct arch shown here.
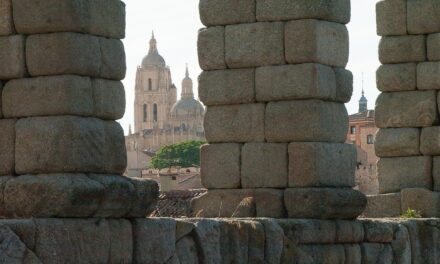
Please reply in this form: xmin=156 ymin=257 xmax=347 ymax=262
xmin=0 ymin=0 xmax=438 ymax=263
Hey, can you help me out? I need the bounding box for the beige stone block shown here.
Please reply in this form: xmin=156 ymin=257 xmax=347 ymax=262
xmin=285 ymin=19 xmax=349 ymax=67
xmin=191 ymin=189 xmax=285 ymax=218
xmin=0 ymin=0 xmax=14 ymax=36
xmin=362 ymin=193 xmax=401 ymax=218
xmin=375 ymin=128 xmax=420 ymax=157
xmin=284 ymin=188 xmax=366 ymax=219
xmin=420 ymin=127 xmax=440 ymax=155
xmin=375 ymin=91 xmax=438 ymax=128
xmin=12 ymin=0 xmax=125 ymax=38
xmin=0 ymin=119 xmax=15 ymax=175
xmin=26 ymin=33 xmax=125 ymax=80
xmin=132 ymin=218 xmax=176 ymax=264
xmin=256 ymin=0 xmax=350 ymax=24
xmin=35 ymin=219 xmax=110 ymax=264
xmin=200 ymin=143 xmax=241 ymax=189
xmin=335 ymin=68 xmax=353 ymax=103
xmin=15 ymin=116 xmax=126 ymax=174
xmin=265 ymin=100 xmax=348 ymax=143
xmin=378 ymin=156 xmax=432 ymax=193
xmin=427 ymin=33 xmax=440 ymax=61
xmin=376 ymin=0 xmax=407 ymax=36
xmin=407 ymin=0 xmax=440 ymax=34
xmin=379 ymin=35 xmax=426 ymax=64
xmin=91 ymin=79 xmax=125 ymax=120
xmin=255 ymin=63 xmax=336 ymax=102
xmin=401 ymin=188 xmax=440 ymax=217
xmin=417 ymin=62 xmax=440 ymax=90
xmin=197 ymin=27 xmax=226 ymax=71
xmin=241 ymin=143 xmax=288 ymax=188
xmin=0 ymin=35 xmax=26 ymax=79
xmin=198 ymin=68 xmax=254 ymax=106
xmin=204 ymin=104 xmax=265 ymax=143
xmin=376 ymin=63 xmax=416 ymax=92
xmin=288 ymin=142 xmax=356 ymax=187
xmin=199 ymin=0 xmax=255 ymax=26
xmin=225 ymin=22 xmax=284 ymax=68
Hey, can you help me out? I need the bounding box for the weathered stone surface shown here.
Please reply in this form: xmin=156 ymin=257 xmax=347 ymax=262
xmin=133 ymin=218 xmax=176 ymax=264
xmin=379 ymin=35 xmax=426 ymax=64
xmin=0 ymin=219 xmax=36 ymax=250
xmin=108 ymin=219 xmax=132 ymax=264
xmin=376 ymin=63 xmax=416 ymax=92
xmin=278 ymin=219 xmax=336 ymax=244
xmin=200 ymin=143 xmax=241 ymax=189
xmin=241 ymin=143 xmax=288 ymax=188
xmin=197 ymin=27 xmax=226 ymax=71
xmin=0 ymin=82 xmax=2 ymax=117
xmin=363 ymin=193 xmax=401 ymax=218
xmin=335 ymin=220 xmax=364 ymax=243
xmin=335 ymin=68 xmax=353 ymax=103
xmin=0 ymin=35 xmax=26 ymax=79
xmin=191 ymin=189 xmax=284 ymax=218
xmin=378 ymin=157 xmax=432 ymax=193
xmin=417 ymin=62 xmax=440 ymax=90
xmin=284 ymin=188 xmax=366 ymax=219
xmin=376 ymin=0 xmax=407 ymax=36
xmin=375 ymin=91 xmax=438 ymax=128
xmin=3 ymin=174 xmax=103 ymax=218
xmin=265 ymin=100 xmax=348 ymax=143
xmin=256 ymin=0 xmax=350 ymax=24
xmin=360 ymin=243 xmax=393 ymax=264
xmin=427 ymin=33 xmax=440 ymax=61
xmin=401 ymin=188 xmax=440 ymax=217
xmin=35 ymin=219 xmax=110 ymax=264
xmin=3 ymin=76 xmax=125 ymax=120
xmin=344 ymin=244 xmax=361 ymax=264
xmin=403 ymin=220 xmax=440 ymax=263
xmin=0 ymin=224 xmax=28 ymax=263
xmin=225 ymin=22 xmax=284 ymax=68
xmin=0 ymin=0 xmax=14 ymax=36
xmin=391 ymin=224 xmax=411 ymax=264
xmin=375 ymin=128 xmax=420 ymax=157
xmin=288 ymin=142 xmax=355 ymax=187
xmin=125 ymin=178 xmax=159 ymax=218
xmin=255 ymin=63 xmax=336 ymax=102
xmin=204 ymin=104 xmax=265 ymax=143
xmin=293 ymin=245 xmax=345 ymax=264
xmin=363 ymin=220 xmax=394 ymax=243
xmin=285 ymin=19 xmax=349 ymax=67
xmin=218 ymin=220 xmax=251 ymax=263
xmin=0 ymin=119 xmax=15 ymax=176
xmin=407 ymin=0 xmax=440 ymax=34
xmin=234 ymin=198 xmax=256 ymax=218
xmin=191 ymin=219 xmax=221 ymax=264
xmin=176 ymin=236 xmax=199 ymax=264
xmin=258 ymin=219 xmax=283 ymax=263
xmin=199 ymin=0 xmax=255 ymax=26
xmin=12 ymin=0 xmax=125 ymax=38
xmin=199 ymin=68 xmax=254 ymax=106
xmin=26 ymin=33 xmax=125 ymax=80
xmin=15 ymin=116 xmax=126 ymax=174
xmin=421 ymin=127 xmax=440 ymax=155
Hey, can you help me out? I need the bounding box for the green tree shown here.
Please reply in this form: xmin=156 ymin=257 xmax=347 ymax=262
xmin=150 ymin=140 xmax=205 ymax=169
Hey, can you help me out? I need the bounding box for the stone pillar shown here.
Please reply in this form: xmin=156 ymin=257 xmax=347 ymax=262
xmin=0 ymin=0 xmax=158 ymax=218
xmin=193 ymin=0 xmax=366 ymax=219
xmin=369 ymin=0 xmax=440 ymax=218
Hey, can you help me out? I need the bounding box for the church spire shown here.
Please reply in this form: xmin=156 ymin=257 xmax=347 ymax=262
xmin=185 ymin=63 xmax=189 ymax=78
xmin=181 ymin=64 xmax=194 ymax=99
xmin=149 ymin=31 xmax=158 ymax=54
xmin=358 ymin=73 xmax=368 ymax=113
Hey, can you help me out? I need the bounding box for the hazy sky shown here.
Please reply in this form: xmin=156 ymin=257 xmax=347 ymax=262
xmin=120 ymin=0 xmax=380 ymax=134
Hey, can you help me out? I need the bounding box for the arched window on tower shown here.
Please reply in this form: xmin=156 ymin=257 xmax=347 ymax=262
xmin=153 ymin=104 xmax=158 ymax=122
xmin=143 ymin=104 xmax=147 ymax=122
xmin=148 ymin=78 xmax=152 ymax=91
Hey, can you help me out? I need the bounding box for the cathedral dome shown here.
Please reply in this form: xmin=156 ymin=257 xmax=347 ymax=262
xmin=171 ymin=98 xmax=205 ymax=117
xmin=142 ymin=33 xmax=166 ymax=68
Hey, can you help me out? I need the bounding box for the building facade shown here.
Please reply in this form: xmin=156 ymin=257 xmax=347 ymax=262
xmin=347 ymin=90 xmax=379 ymax=195
xmin=125 ymin=34 xmax=205 ymax=176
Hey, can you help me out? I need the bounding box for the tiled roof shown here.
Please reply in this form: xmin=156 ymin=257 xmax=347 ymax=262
xmin=349 ymin=110 xmax=375 ymax=121
xmin=149 ymin=189 xmax=206 ymax=218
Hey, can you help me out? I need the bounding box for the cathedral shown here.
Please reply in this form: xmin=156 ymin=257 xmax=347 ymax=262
xmin=125 ymin=34 xmax=205 ymax=175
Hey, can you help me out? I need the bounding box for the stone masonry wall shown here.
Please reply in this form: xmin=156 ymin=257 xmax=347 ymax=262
xmin=365 ymin=0 xmax=440 ymax=218
xmin=193 ymin=0 xmax=366 ymax=219
xmin=0 ymin=0 xmax=158 ymax=218
xmin=0 ymin=217 xmax=439 ymax=264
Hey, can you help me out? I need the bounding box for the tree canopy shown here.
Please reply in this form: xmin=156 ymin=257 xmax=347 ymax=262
xmin=150 ymin=140 xmax=205 ymax=169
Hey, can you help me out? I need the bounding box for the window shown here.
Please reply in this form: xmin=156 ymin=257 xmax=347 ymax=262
xmin=143 ymin=104 xmax=147 ymax=122
xmin=367 ymin=134 xmax=374 ymax=144
xmin=350 ymin=126 xmax=356 ymax=134
xmin=148 ymin=78 xmax=152 ymax=91
xmin=153 ymin=104 xmax=158 ymax=122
